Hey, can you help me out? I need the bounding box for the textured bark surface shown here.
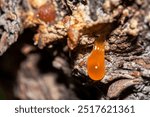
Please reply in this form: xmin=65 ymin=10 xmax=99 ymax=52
xmin=0 ymin=0 xmax=23 ymax=55
xmin=0 ymin=0 xmax=150 ymax=100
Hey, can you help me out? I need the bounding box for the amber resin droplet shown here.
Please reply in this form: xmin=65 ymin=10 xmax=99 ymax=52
xmin=37 ymin=3 xmax=56 ymax=23
xmin=87 ymin=35 xmax=105 ymax=80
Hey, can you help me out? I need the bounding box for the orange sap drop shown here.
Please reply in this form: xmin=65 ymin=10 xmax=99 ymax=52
xmin=87 ymin=35 xmax=105 ymax=80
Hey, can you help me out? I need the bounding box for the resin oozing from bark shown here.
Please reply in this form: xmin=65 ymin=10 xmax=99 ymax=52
xmin=37 ymin=3 xmax=56 ymax=23
xmin=87 ymin=35 xmax=105 ymax=80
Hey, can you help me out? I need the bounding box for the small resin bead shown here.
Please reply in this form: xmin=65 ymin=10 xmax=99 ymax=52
xmin=87 ymin=35 xmax=105 ymax=80
xmin=37 ymin=3 xmax=56 ymax=23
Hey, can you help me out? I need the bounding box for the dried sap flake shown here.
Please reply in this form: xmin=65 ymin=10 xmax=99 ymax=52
xmin=67 ymin=25 xmax=80 ymax=50
xmin=87 ymin=35 xmax=105 ymax=81
xmin=29 ymin=0 xmax=47 ymax=8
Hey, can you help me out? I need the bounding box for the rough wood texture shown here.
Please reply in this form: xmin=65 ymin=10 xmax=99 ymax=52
xmin=0 ymin=0 xmax=23 ymax=55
